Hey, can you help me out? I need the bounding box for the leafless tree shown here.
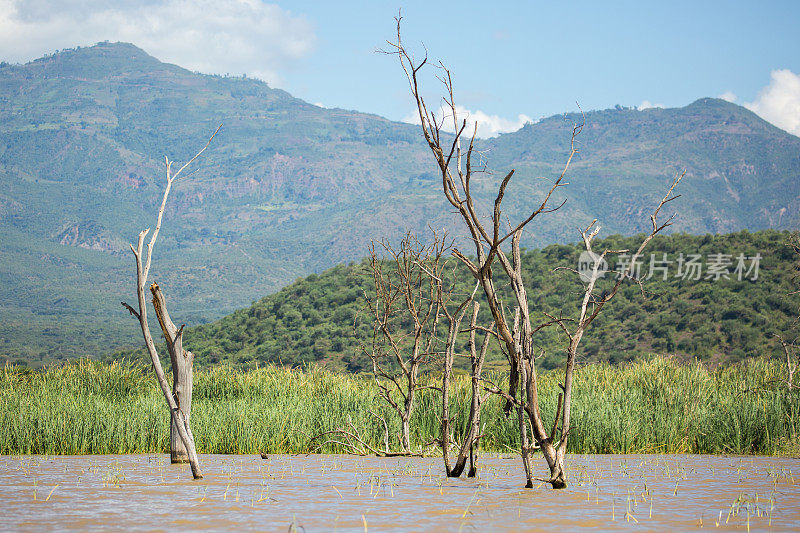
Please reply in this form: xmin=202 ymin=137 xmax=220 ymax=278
xmin=775 ymin=232 xmax=800 ymax=390
xmin=386 ymin=16 xmax=573 ymax=486
xmin=387 ymin=17 xmax=683 ymax=488
xmin=439 ymin=289 xmax=494 ymax=478
xmin=534 ymin=175 xmax=684 ymax=487
xmin=775 ymin=335 xmax=798 ymax=390
xmin=121 ymin=125 xmax=220 ymax=479
xmin=307 ymin=411 xmax=412 ymax=457
xmin=360 ymin=231 xmax=448 ymax=453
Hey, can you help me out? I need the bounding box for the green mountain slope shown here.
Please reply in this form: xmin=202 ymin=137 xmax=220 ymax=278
xmin=1 ymin=43 xmax=798 ymax=363
xmin=180 ymin=230 xmax=799 ymax=371
xmin=485 ymin=100 xmax=800 ymax=241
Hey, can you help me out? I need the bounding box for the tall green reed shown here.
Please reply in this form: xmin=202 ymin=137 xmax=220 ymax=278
xmin=1 ymin=356 xmax=797 ymax=455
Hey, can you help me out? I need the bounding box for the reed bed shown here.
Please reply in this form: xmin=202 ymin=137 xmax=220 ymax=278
xmin=1 ymin=356 xmax=797 ymax=456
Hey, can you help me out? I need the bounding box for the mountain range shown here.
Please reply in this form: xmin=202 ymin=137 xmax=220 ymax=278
xmin=1 ymin=42 xmax=798 ymax=364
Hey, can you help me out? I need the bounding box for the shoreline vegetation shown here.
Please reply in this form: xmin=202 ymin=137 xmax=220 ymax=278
xmin=2 ymin=356 xmax=798 ymax=457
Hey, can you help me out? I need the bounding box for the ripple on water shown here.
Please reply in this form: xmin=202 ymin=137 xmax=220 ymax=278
xmin=0 ymin=453 xmax=798 ymax=531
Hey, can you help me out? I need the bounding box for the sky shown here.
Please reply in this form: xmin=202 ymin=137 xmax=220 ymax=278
xmin=1 ymin=0 xmax=799 ymax=138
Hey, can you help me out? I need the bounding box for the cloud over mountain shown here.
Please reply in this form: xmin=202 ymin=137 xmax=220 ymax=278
xmin=745 ymin=69 xmax=800 ymax=137
xmin=0 ymin=0 xmax=315 ymax=85
xmin=403 ymin=104 xmax=533 ymax=138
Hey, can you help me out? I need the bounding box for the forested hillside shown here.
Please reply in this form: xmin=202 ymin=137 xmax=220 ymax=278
xmin=1 ymin=43 xmax=798 ymax=363
xmin=180 ymin=230 xmax=798 ymax=371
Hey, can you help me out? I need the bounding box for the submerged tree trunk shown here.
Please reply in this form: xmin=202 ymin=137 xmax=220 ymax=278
xmin=169 ymin=359 xmax=193 ymax=463
xmin=441 ymin=297 xmax=486 ymax=478
xmin=125 ymin=239 xmax=204 ymax=479
xmin=401 ymin=397 xmax=412 ymax=453
xmin=151 ymin=283 xmax=195 ymax=464
xmin=170 ymin=414 xmax=189 ymax=463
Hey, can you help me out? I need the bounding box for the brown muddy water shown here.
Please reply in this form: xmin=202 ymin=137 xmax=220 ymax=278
xmin=1 ymin=454 xmax=798 ymax=531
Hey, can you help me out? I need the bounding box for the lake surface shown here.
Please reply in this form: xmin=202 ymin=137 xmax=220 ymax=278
xmin=1 ymin=453 xmax=798 ymax=531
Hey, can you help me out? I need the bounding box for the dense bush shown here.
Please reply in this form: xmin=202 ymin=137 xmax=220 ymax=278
xmin=184 ymin=230 xmax=798 ymax=371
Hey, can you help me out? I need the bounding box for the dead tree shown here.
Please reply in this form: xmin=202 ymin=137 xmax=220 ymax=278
xmin=775 ymin=335 xmax=798 ymax=390
xmin=414 ymin=239 xmax=491 ymax=478
xmin=151 ymin=283 xmax=195 ymax=464
xmin=533 ymin=174 xmax=683 ymax=487
xmin=306 ymin=411 xmax=413 ymax=457
xmin=387 ymin=18 xmax=574 ymax=487
xmin=387 ymin=17 xmax=682 ymax=488
xmin=439 ymin=288 xmax=493 ymax=478
xmin=361 ymin=231 xmax=447 ymax=453
xmin=779 ymin=233 xmax=800 ymax=389
xmin=121 ymin=125 xmax=220 ymax=479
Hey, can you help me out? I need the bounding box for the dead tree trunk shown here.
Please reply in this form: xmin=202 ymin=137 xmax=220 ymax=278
xmin=440 ymin=286 xmax=491 ymax=478
xmin=121 ymin=125 xmax=220 ymax=479
xmin=465 ymin=302 xmax=491 ymax=477
xmin=151 ymin=283 xmax=195 ymax=463
xmin=776 ymin=335 xmax=798 ymax=390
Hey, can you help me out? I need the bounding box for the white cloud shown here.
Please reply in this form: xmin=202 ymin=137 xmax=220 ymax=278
xmin=403 ymin=105 xmax=533 ymax=139
xmin=0 ymin=0 xmax=315 ymax=86
xmin=719 ymin=91 xmax=737 ymax=103
xmin=637 ymin=100 xmax=664 ymax=110
xmin=745 ymin=69 xmax=800 ymax=136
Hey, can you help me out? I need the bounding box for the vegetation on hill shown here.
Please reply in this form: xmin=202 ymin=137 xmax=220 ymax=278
xmin=1 ymin=42 xmax=798 ymax=363
xmin=179 ymin=230 xmax=798 ymax=372
xmin=1 ymin=357 xmax=797 ymax=456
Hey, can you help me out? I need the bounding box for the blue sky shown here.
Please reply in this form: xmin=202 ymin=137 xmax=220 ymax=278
xmin=2 ymin=0 xmax=799 ymax=136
